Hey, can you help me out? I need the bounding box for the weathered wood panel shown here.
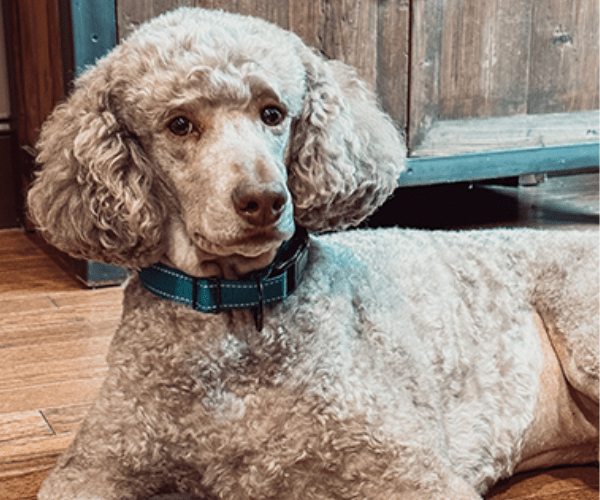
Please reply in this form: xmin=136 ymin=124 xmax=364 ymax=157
xmin=377 ymin=0 xmax=410 ymax=127
xmin=528 ymin=0 xmax=599 ymax=114
xmin=118 ymin=0 xmax=291 ymax=32
xmin=117 ymin=0 xmax=192 ymax=39
xmin=408 ymin=0 xmax=443 ymax=150
xmin=205 ymin=0 xmax=289 ymax=28
xmin=438 ymin=0 xmax=533 ymax=119
xmin=288 ymin=0 xmax=324 ymax=49
xmin=321 ymin=0 xmax=378 ymax=90
xmin=410 ymin=0 xmax=535 ymax=148
xmin=116 ymin=0 xmax=410 ymax=131
xmin=413 ymin=109 xmax=598 ymax=157
xmin=409 ymin=0 xmax=599 ymax=152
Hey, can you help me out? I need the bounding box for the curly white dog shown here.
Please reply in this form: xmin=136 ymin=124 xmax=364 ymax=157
xmin=28 ymin=7 xmax=598 ymax=500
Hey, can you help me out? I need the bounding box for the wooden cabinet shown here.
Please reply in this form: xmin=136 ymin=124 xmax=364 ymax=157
xmin=4 ymin=0 xmax=126 ymax=285
xmin=3 ymin=0 xmax=66 ymax=229
xmin=0 ymin=1 xmax=19 ymax=229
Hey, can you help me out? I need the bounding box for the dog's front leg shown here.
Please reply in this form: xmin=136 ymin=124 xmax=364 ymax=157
xmin=37 ymin=378 xmax=169 ymax=500
xmin=37 ymin=431 xmax=164 ymax=500
xmin=38 ymin=461 xmax=129 ymax=500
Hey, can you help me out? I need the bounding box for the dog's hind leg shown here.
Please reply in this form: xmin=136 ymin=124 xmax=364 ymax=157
xmin=533 ymin=243 xmax=599 ymax=406
xmin=523 ymin=239 xmax=599 ymax=470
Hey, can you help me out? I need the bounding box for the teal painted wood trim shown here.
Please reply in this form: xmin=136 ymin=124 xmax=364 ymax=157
xmin=401 ymin=142 xmax=600 ymax=186
xmin=71 ymin=0 xmax=117 ymax=77
xmin=85 ymin=261 xmax=128 ymax=287
xmin=69 ymin=0 xmax=122 ymax=285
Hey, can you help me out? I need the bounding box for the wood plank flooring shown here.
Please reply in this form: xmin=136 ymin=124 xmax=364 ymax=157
xmin=0 ymin=173 xmax=598 ymax=499
xmin=0 ymin=231 xmax=122 ymax=499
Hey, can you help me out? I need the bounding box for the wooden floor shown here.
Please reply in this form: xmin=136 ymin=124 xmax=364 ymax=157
xmin=0 ymin=173 xmax=598 ymax=500
xmin=0 ymin=233 xmax=123 ymax=500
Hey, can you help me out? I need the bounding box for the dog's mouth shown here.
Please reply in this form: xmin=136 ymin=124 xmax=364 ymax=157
xmin=195 ymin=228 xmax=291 ymax=258
xmin=191 ymin=228 xmax=293 ymax=279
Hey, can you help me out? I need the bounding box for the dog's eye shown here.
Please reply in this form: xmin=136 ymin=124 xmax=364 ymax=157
xmin=260 ymin=106 xmax=285 ymax=127
xmin=168 ymin=116 xmax=194 ymax=136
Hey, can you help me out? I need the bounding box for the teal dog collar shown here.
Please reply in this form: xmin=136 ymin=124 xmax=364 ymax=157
xmin=138 ymin=227 xmax=309 ymax=330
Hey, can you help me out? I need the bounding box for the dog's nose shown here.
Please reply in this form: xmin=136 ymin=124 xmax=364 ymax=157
xmin=232 ymin=184 xmax=288 ymax=226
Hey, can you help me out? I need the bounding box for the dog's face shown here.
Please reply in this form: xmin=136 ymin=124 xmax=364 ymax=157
xmin=154 ymin=92 xmax=295 ymax=278
xmin=98 ymin=13 xmax=307 ymax=278
xmin=133 ymin=62 xmax=303 ymax=278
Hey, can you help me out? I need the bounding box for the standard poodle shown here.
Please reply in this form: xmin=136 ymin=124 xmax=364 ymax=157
xmin=27 ymin=7 xmax=598 ymax=500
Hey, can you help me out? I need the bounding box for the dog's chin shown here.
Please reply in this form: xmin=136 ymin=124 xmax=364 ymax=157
xmin=194 ymin=232 xmax=289 ymax=279
xmin=195 ymin=230 xmax=288 ymax=259
xmin=164 ymin=225 xmax=294 ymax=280
xmin=198 ymin=247 xmax=280 ymax=280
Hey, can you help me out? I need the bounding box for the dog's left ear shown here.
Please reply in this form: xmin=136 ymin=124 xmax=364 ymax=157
xmin=287 ymin=49 xmax=406 ymax=232
xmin=27 ymin=62 xmax=168 ymax=269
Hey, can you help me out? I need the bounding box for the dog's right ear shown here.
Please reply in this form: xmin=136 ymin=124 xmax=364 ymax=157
xmin=27 ymin=64 xmax=168 ymax=269
xmin=287 ymin=48 xmax=406 ymax=233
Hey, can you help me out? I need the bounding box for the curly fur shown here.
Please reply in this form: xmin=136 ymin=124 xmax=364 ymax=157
xmin=288 ymin=55 xmax=402 ymax=231
xmin=27 ymin=7 xmax=597 ymax=500
xmin=30 ymin=65 xmax=169 ymax=267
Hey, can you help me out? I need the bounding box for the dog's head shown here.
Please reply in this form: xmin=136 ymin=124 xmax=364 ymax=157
xmin=28 ymin=8 xmax=405 ymax=278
